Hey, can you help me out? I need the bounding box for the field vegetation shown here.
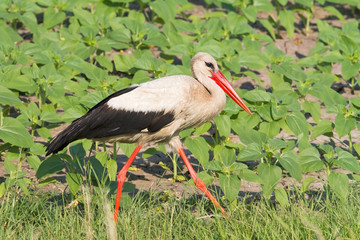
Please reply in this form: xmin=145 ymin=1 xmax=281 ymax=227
xmin=0 ymin=0 xmax=359 ymax=238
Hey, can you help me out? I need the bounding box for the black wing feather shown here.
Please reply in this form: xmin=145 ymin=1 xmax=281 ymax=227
xmin=46 ymin=86 xmax=175 ymax=155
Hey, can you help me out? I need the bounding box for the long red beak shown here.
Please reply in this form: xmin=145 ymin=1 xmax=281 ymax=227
xmin=210 ymin=70 xmax=251 ymax=115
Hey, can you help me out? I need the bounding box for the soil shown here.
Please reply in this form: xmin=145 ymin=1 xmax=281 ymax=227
xmin=0 ymin=2 xmax=359 ymax=199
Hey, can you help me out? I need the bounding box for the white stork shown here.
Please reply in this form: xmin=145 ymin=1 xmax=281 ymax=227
xmin=46 ymin=52 xmax=251 ymax=222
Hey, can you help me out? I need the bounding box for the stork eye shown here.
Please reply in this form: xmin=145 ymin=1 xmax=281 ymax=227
xmin=205 ymin=62 xmax=214 ymax=71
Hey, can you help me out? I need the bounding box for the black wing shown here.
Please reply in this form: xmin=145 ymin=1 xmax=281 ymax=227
xmin=46 ymin=86 xmax=174 ymax=155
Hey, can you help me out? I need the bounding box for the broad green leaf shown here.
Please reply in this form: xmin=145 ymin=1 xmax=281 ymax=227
xmin=239 ymin=168 xmax=262 ymax=184
xmin=275 ymin=188 xmax=289 ymax=207
xmin=113 ymin=54 xmax=136 ymax=73
xmin=303 ymin=100 xmax=321 ymax=123
xmin=335 ymin=114 xmax=356 ymax=138
xmin=219 ymin=174 xmax=241 ymax=202
xmin=285 ymin=112 xmax=309 ymax=140
xmin=194 ymin=122 xmax=212 ymax=136
xmin=334 ymin=148 xmax=360 ymax=173
xmin=0 ymin=20 xmax=22 ymax=45
xmin=214 ymin=114 xmax=231 ymax=137
xmin=259 ymin=121 xmax=280 ymax=138
xmin=242 ymin=5 xmax=257 ymax=23
xmin=279 ymin=10 xmax=295 ymax=38
xmin=238 ymin=143 xmax=265 ymax=161
xmin=66 ymin=173 xmax=83 ymax=195
xmin=323 ymin=6 xmax=346 ymax=23
xmin=258 ymin=163 xmax=282 ymax=199
xmin=328 ymin=172 xmax=349 ymax=200
xmin=27 ymin=155 xmax=41 ymax=171
xmin=214 ymin=146 xmax=236 ymax=167
xmin=234 ymin=127 xmax=268 ymax=146
xmin=238 ymin=51 xmax=268 ymax=70
xmin=297 ymin=147 xmax=323 ymax=172
xmin=184 ymin=137 xmax=209 ymax=167
xmin=43 ymin=7 xmax=66 ymax=29
xmin=36 ymin=155 xmax=66 ymax=179
xmin=96 ymin=56 xmax=113 ymax=72
xmin=311 ymin=119 xmax=333 ymax=140
xmin=341 ymin=58 xmax=360 ymax=80
xmin=118 ymin=143 xmax=138 ymax=158
xmin=271 ymin=62 xmax=306 ymax=82
xmin=0 ymin=117 xmax=33 ymax=148
xmin=0 ymin=85 xmax=22 ymax=106
xmin=300 ymin=177 xmax=316 ymax=193
xmin=278 ymin=151 xmax=302 ymax=182
xmin=268 ymin=140 xmax=287 ymax=152
xmin=150 ymin=0 xmax=177 ymax=21
xmin=107 ymin=159 xmax=118 ymax=181
xmin=259 ymin=19 xmax=275 ymax=40
xmin=244 ymin=89 xmax=271 ymax=102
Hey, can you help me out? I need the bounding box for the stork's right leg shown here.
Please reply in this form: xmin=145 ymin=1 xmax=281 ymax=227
xmin=178 ymin=147 xmax=228 ymax=216
xmin=114 ymin=145 xmax=142 ymax=223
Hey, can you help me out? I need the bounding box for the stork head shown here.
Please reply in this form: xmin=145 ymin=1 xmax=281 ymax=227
xmin=191 ymin=52 xmax=251 ymax=115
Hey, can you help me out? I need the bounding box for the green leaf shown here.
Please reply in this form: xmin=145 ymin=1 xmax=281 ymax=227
xmin=238 ymin=143 xmax=265 ymax=161
xmin=323 ymin=6 xmax=346 ymax=23
xmin=27 ymin=155 xmax=41 ymax=171
xmin=36 ymin=155 xmax=66 ymax=179
xmin=238 ymin=51 xmax=269 ymax=70
xmin=239 ymin=168 xmax=262 ymax=184
xmin=279 ymin=10 xmax=295 ymax=38
xmin=258 ymin=163 xmax=282 ymax=199
xmin=341 ymin=58 xmax=360 ymax=80
xmin=0 ymin=20 xmax=22 ymax=45
xmin=0 ymin=117 xmax=33 ymax=148
xmin=275 ymin=188 xmax=289 ymax=207
xmin=43 ymin=7 xmax=66 ymax=29
xmin=214 ymin=114 xmax=231 ymax=137
xmin=219 ymin=174 xmax=241 ymax=202
xmin=0 ymin=85 xmax=22 ymax=106
xmin=303 ymin=100 xmax=321 ymax=123
xmin=259 ymin=19 xmax=275 ymax=40
xmin=214 ymin=146 xmax=236 ymax=167
xmin=184 ymin=137 xmax=209 ymax=167
xmin=285 ymin=112 xmax=309 ymax=140
xmin=118 ymin=143 xmax=138 ymax=158
xmin=278 ymin=151 xmax=302 ymax=182
xmin=311 ymin=119 xmax=333 ymax=140
xmin=300 ymin=177 xmax=316 ymax=193
xmin=244 ymin=89 xmax=271 ymax=102
xmin=107 ymin=159 xmax=118 ymax=181
xmin=113 ymin=54 xmax=136 ymax=73
xmin=66 ymin=173 xmax=83 ymax=195
xmin=328 ymin=172 xmax=349 ymax=200
xmin=150 ymin=0 xmax=177 ymax=21
xmin=335 ymin=114 xmax=356 ymax=138
xmin=334 ymin=148 xmax=360 ymax=173
xmin=297 ymin=147 xmax=324 ymax=172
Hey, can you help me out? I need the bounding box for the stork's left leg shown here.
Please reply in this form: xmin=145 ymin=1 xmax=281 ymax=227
xmin=114 ymin=145 xmax=142 ymax=223
xmin=178 ymin=147 xmax=228 ymax=216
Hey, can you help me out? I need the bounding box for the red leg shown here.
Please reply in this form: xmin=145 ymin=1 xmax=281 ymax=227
xmin=114 ymin=145 xmax=142 ymax=223
xmin=178 ymin=147 xmax=228 ymax=216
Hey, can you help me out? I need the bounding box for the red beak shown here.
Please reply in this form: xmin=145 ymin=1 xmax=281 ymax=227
xmin=210 ymin=70 xmax=251 ymax=115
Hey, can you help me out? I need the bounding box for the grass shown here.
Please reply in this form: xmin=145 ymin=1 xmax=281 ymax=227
xmin=0 ymin=185 xmax=359 ymax=240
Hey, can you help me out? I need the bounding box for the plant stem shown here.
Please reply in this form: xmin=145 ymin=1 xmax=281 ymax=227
xmin=348 ymin=133 xmax=353 ymax=153
xmin=172 ymin=152 xmax=177 ymax=181
xmin=113 ymin=142 xmax=117 ymax=161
